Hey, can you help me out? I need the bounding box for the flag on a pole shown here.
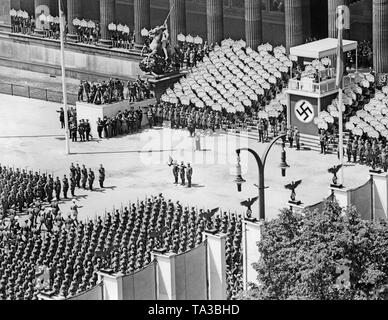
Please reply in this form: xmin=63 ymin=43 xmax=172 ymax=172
xmin=335 ymin=6 xmax=347 ymax=89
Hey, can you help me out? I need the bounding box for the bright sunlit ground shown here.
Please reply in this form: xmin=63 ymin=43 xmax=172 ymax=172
xmin=0 ymin=93 xmax=371 ymax=221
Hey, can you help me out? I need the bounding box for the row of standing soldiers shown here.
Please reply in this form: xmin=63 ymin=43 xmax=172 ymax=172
xmin=96 ymin=109 xmax=143 ymax=139
xmin=169 ymin=161 xmax=193 ymax=188
xmin=165 ymin=105 xmax=222 ymax=134
xmin=346 ymin=138 xmax=388 ymax=171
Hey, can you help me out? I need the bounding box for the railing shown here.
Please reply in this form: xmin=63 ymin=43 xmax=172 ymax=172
xmin=0 ymin=82 xmax=78 ymax=105
xmin=288 ymin=75 xmax=354 ymax=94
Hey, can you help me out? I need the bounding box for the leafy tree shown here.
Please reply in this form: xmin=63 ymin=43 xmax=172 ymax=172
xmin=240 ymin=200 xmax=388 ymax=300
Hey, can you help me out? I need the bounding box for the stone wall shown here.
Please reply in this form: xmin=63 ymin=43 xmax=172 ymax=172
xmin=0 ymin=32 xmax=143 ymax=80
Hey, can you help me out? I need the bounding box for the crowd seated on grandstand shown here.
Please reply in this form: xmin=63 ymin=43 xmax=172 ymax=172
xmin=0 ymin=184 xmax=243 ymax=300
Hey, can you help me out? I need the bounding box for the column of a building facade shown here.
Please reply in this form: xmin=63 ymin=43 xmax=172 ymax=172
xmin=328 ymin=0 xmax=350 ymax=38
xmin=67 ymin=0 xmax=82 ymax=35
xmin=34 ymin=0 xmax=51 ymax=18
xmin=11 ymin=0 xmax=21 ymax=10
xmin=207 ymin=0 xmax=224 ymax=45
xmin=373 ymin=0 xmax=388 ymax=73
xmin=302 ymin=0 xmax=311 ymax=40
xmin=244 ymin=0 xmax=262 ymax=50
xmin=134 ymin=0 xmax=150 ymax=47
xmin=285 ymin=0 xmax=303 ymax=52
xmin=169 ymin=0 xmax=186 ymax=47
xmin=100 ymin=0 xmax=115 ymax=41
xmin=0 ymin=0 xmax=11 ymax=27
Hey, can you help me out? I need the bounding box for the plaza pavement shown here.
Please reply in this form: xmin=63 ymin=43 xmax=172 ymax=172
xmin=0 ymin=93 xmax=371 ymax=221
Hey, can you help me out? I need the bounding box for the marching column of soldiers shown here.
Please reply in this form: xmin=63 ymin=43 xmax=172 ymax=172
xmin=345 ymin=137 xmax=388 ymax=172
xmin=0 ymin=163 xmax=106 ymax=218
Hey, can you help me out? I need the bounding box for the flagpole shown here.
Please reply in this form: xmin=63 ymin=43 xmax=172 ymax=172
xmin=59 ymin=0 xmax=70 ymax=155
xmin=339 ymin=86 xmax=344 ymax=186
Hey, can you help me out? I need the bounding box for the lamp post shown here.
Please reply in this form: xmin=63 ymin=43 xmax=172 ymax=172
xmin=234 ymin=133 xmax=289 ymax=221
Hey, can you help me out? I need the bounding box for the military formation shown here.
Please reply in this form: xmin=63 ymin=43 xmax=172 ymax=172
xmin=0 ymin=164 xmax=105 ymax=218
xmin=0 ymin=194 xmax=243 ymax=300
xmin=346 ymin=137 xmax=388 ymax=171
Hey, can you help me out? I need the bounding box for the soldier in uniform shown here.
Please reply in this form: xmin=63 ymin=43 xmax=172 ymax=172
xmin=186 ymin=163 xmax=193 ymax=188
xmin=70 ymin=177 xmax=76 ymax=197
xmin=54 ymin=177 xmax=61 ymax=201
xmin=44 ymin=181 xmax=53 ymax=203
xmin=97 ymin=117 xmax=103 ymax=139
xmin=85 ymin=120 xmax=92 ymax=141
xmin=179 ymin=162 xmax=186 ymax=186
xmin=75 ymin=164 xmax=81 ymax=188
xmin=81 ymin=165 xmax=88 ymax=189
xmin=294 ymin=127 xmax=300 ymax=151
xmin=346 ymin=139 xmax=353 ymax=163
xmin=381 ymin=146 xmax=388 ymax=172
xmin=319 ymin=131 xmax=326 ymax=155
xmin=358 ymin=139 xmax=364 ymax=164
xmin=352 ymin=138 xmax=358 ymax=163
xmin=172 ymin=161 xmax=179 ymax=184
xmin=287 ymin=127 xmax=294 ymax=148
xmin=257 ymin=120 xmax=264 ymax=143
xmin=88 ymin=169 xmax=95 ymax=191
xmin=78 ymin=120 xmax=85 ymax=142
xmin=62 ymin=175 xmax=69 ymax=199
xmin=98 ymin=165 xmax=105 ymax=188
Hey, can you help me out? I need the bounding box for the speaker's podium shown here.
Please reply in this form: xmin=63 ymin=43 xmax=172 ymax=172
xmin=286 ymin=38 xmax=358 ymax=148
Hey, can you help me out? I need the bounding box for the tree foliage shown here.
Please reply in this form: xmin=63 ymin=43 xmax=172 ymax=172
xmin=242 ymin=201 xmax=388 ymax=300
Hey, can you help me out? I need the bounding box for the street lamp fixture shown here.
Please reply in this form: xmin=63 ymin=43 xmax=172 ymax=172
xmin=234 ymin=153 xmax=246 ymax=192
xmin=234 ymin=133 xmax=288 ymax=221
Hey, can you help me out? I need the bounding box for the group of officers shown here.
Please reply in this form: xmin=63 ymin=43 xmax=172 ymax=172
xmin=346 ymin=137 xmax=388 ymax=171
xmin=168 ymin=160 xmax=194 ymax=188
xmin=0 ymin=164 xmax=106 ymax=218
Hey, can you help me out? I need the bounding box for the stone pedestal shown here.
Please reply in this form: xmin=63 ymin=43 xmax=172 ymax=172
xmin=97 ymin=271 xmax=124 ymax=300
xmin=244 ymin=0 xmax=262 ymax=50
xmin=285 ymin=0 xmax=303 ymax=53
xmin=145 ymin=71 xmax=186 ymax=103
xmin=373 ymin=0 xmax=388 ymax=73
xmin=371 ymin=172 xmax=388 ymax=221
xmin=67 ymin=0 xmax=82 ymax=35
xmin=169 ymin=0 xmax=186 ymax=47
xmin=330 ymin=185 xmax=350 ymax=209
xmin=152 ymin=251 xmax=177 ymax=300
xmin=328 ymin=0 xmax=350 ymax=39
xmin=207 ymin=0 xmax=224 ymax=45
xmin=134 ymin=0 xmax=150 ymax=47
xmin=75 ymin=99 xmax=154 ymax=138
xmin=100 ymin=0 xmax=115 ymax=42
xmin=242 ymin=219 xmax=263 ymax=290
xmin=203 ymin=231 xmax=227 ymax=300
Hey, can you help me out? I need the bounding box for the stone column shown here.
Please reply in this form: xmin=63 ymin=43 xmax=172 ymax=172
xmin=34 ymin=0 xmax=50 ymax=19
xmin=328 ymin=0 xmax=350 ymax=39
xmin=0 ymin=0 xmax=11 ymax=28
xmin=100 ymin=0 xmax=115 ymax=41
xmin=302 ymin=0 xmax=311 ymax=40
xmin=284 ymin=0 xmax=303 ymax=53
xmin=373 ymin=0 xmax=388 ymax=73
xmin=11 ymin=0 xmax=21 ymax=10
xmin=169 ymin=0 xmax=186 ymax=47
xmin=244 ymin=0 xmax=262 ymax=50
xmin=67 ymin=0 xmax=82 ymax=35
xmin=134 ymin=0 xmax=150 ymax=47
xmin=207 ymin=0 xmax=224 ymax=45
